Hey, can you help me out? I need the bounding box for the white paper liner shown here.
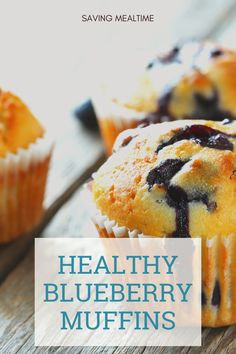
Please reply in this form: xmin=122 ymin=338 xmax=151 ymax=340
xmin=93 ymin=94 xmax=145 ymax=125
xmin=86 ymin=186 xmax=236 ymax=327
xmin=93 ymin=94 xmax=172 ymax=128
xmin=0 ymin=134 xmax=53 ymax=243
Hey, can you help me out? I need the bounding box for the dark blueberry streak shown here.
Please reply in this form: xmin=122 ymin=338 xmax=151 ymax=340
xmin=189 ymin=193 xmax=217 ymax=212
xmin=139 ymin=88 xmax=174 ymax=127
xmin=156 ymin=124 xmax=234 ymax=153
xmin=147 ymin=159 xmax=190 ymax=237
xmin=147 ymin=159 xmax=187 ymax=190
xmin=202 ymin=291 xmax=207 ymax=306
xmin=167 ymin=185 xmax=189 ymax=238
xmin=230 ymin=169 xmax=236 ymax=179
xmin=212 ymin=281 xmax=221 ymax=306
xmin=158 ymin=89 xmax=173 ymax=117
xmin=193 ymin=90 xmax=235 ymax=121
xmin=146 ymin=46 xmax=180 ymax=69
xmin=211 ymin=49 xmax=223 ymax=58
xmin=139 ymin=112 xmax=172 ymax=127
xmin=158 ymin=46 xmax=180 ymax=64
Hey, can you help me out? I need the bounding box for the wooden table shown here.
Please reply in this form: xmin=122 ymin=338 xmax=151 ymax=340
xmin=1 ymin=1 xmax=236 ymax=353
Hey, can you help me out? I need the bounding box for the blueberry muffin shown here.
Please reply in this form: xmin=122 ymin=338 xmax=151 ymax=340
xmin=93 ymin=40 xmax=236 ymax=154
xmin=0 ymin=90 xmax=52 ymax=243
xmin=91 ymin=119 xmax=236 ymax=327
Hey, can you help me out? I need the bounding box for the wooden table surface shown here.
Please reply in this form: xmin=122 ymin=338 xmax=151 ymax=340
xmin=1 ymin=1 xmax=236 ymax=353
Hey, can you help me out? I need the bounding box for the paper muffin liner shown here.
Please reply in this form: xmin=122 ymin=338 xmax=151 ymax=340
xmin=92 ymin=95 xmax=146 ymax=155
xmin=87 ymin=187 xmax=236 ymax=327
xmin=0 ymin=135 xmax=53 ymax=243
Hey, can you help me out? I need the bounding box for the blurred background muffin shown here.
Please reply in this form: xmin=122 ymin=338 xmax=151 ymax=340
xmin=0 ymin=90 xmax=52 ymax=243
xmin=92 ymin=40 xmax=236 ymax=154
xmin=91 ymin=119 xmax=236 ymax=327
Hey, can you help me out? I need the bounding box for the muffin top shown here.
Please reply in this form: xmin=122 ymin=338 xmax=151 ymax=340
xmin=109 ymin=40 xmax=236 ymax=123
xmin=93 ymin=119 xmax=236 ymax=238
xmin=0 ymin=90 xmax=44 ymax=157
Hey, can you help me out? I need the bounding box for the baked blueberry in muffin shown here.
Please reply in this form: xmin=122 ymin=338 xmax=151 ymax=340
xmin=91 ymin=119 xmax=236 ymax=327
xmin=93 ymin=40 xmax=236 ymax=154
xmin=142 ymin=40 xmax=236 ymax=125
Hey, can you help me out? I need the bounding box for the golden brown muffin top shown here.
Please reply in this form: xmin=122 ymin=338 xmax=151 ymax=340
xmin=110 ymin=41 xmax=236 ymax=123
xmin=93 ymin=119 xmax=236 ymax=238
xmin=0 ymin=90 xmax=44 ymax=157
